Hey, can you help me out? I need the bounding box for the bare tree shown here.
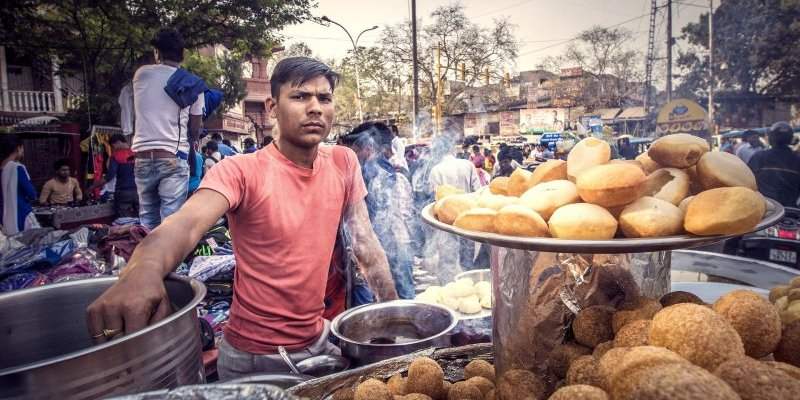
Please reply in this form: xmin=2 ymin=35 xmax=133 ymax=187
xmin=379 ymin=3 xmax=518 ymax=114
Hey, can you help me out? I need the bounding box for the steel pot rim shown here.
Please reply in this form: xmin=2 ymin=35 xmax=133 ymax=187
xmin=330 ymin=300 xmax=458 ymax=348
xmin=0 ymin=273 xmax=205 ymax=376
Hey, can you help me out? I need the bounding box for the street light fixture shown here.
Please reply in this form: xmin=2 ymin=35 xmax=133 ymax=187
xmin=321 ymin=15 xmax=379 ymax=122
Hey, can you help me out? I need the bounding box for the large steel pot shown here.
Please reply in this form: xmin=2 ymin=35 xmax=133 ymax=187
xmin=0 ymin=273 xmax=206 ymax=400
xmin=331 ymin=300 xmax=458 ymax=366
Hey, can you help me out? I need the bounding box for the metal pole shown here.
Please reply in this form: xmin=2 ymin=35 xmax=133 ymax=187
xmin=708 ymin=0 xmax=715 ymax=135
xmin=666 ymin=0 xmax=673 ymax=103
xmin=322 ymin=17 xmax=377 ymax=123
xmin=411 ymin=0 xmax=420 ymax=135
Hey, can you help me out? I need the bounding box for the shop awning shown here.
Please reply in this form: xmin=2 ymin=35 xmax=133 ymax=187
xmin=595 ymin=108 xmax=622 ymax=121
xmin=618 ymin=107 xmax=647 ymax=120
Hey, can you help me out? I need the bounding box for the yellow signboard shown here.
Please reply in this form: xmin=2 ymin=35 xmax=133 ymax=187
xmin=656 ymin=98 xmax=708 ymax=134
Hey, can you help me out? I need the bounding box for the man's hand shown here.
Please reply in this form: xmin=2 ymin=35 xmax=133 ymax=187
xmin=86 ymin=189 xmax=229 ymax=341
xmin=343 ymin=199 xmax=399 ymax=302
xmin=86 ymin=267 xmax=170 ymax=342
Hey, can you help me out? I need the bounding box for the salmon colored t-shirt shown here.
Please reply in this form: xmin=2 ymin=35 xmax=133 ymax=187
xmin=199 ymin=143 xmax=367 ymax=354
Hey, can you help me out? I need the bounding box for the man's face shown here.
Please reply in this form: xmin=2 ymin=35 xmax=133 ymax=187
xmin=57 ymin=165 xmax=70 ymax=179
xmin=268 ymin=76 xmax=334 ymax=149
xmin=500 ymin=159 xmax=512 ymax=170
xmin=747 ymin=135 xmax=760 ymax=146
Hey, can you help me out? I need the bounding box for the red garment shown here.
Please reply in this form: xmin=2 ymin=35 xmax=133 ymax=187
xmin=323 ymin=239 xmax=346 ymax=321
xmin=112 ymin=148 xmax=134 ymax=164
xmin=199 ymin=144 xmax=367 ymax=354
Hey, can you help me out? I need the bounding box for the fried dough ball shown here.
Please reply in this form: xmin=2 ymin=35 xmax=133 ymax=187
xmin=447 ymin=381 xmax=483 ymax=400
xmin=592 ymin=341 xmax=614 ymax=359
xmin=551 ymin=342 xmax=592 ymax=378
xmin=714 ymin=356 xmax=800 ymax=400
xmin=613 ymin=362 xmax=739 ymax=400
xmin=791 ymin=276 xmax=800 ymax=288
xmin=464 ymin=360 xmax=496 ymax=382
xmin=496 ymin=369 xmax=547 ymax=400
xmin=762 ymin=361 xmax=800 ymax=381
xmin=611 ymin=297 xmax=662 ymax=333
xmin=597 ymin=347 xmax=633 ymax=390
xmin=566 ymin=355 xmax=602 ymax=387
xmin=649 ymin=303 xmax=745 ymax=371
xmin=774 ymin=320 xmax=800 ymax=367
xmin=606 ymin=346 xmax=688 ymax=395
xmin=485 ymin=389 xmax=495 ymax=400
xmin=613 ymin=320 xmax=651 ymax=348
xmin=388 ymin=373 xmax=408 ymax=396
xmin=490 ymin=177 xmax=510 ymax=195
xmin=713 ymin=290 xmax=782 ymax=358
xmin=573 ymin=305 xmax=615 ymax=348
xmin=332 ymin=386 xmax=355 ymax=400
xmin=436 ymin=184 xmax=464 ymax=201
xmin=355 ymin=378 xmax=393 ymax=400
xmin=659 ymin=291 xmax=704 ymax=307
xmin=404 ymin=394 xmax=434 ymax=400
xmin=442 ymin=381 xmax=453 ymax=398
xmin=464 ymin=377 xmax=494 ymax=396
xmin=769 ymin=285 xmax=790 ymax=303
xmin=547 ymin=385 xmax=609 ymax=400
xmin=407 ymin=357 xmax=445 ymax=398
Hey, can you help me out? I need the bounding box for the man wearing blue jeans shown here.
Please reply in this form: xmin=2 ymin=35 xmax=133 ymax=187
xmin=131 ymin=29 xmax=203 ymax=229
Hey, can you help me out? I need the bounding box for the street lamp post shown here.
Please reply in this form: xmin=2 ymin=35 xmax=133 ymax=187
xmin=322 ymin=16 xmax=378 ymax=123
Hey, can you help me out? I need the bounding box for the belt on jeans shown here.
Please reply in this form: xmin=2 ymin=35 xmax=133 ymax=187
xmin=135 ymin=150 xmax=176 ymax=159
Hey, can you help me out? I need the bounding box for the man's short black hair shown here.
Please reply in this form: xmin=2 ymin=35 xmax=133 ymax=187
xmin=244 ymin=138 xmax=255 ymax=146
xmin=211 ymin=133 xmax=223 ymax=141
xmin=472 ymin=144 xmax=481 ymax=152
xmin=262 ymin=136 xmax=274 ymax=147
xmin=769 ymin=122 xmax=794 ymax=147
xmin=109 ymin=134 xmax=127 ymax=145
xmin=54 ymin=159 xmax=70 ymax=171
xmin=270 ymin=57 xmax=339 ymax=99
xmin=350 ymin=121 xmax=393 ymax=149
xmin=222 ymin=139 xmax=232 ymax=146
xmin=205 ymin=141 xmax=219 ymax=152
xmin=0 ymin=134 xmax=21 ymax=161
xmin=151 ymin=28 xmax=185 ymax=63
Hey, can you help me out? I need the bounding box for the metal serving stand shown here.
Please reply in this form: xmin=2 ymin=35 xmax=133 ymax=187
xmin=421 ymin=199 xmax=785 ymax=386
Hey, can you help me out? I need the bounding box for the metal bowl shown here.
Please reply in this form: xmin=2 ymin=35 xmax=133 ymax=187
xmin=421 ymin=198 xmax=785 ymax=253
xmin=0 ymin=274 xmax=205 ymax=400
xmin=331 ymin=300 xmax=458 ymax=366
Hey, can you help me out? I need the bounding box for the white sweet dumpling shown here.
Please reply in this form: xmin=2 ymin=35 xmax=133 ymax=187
xmin=458 ymin=295 xmax=482 ymax=314
xmin=475 ymin=281 xmax=491 ymax=296
xmin=423 ymin=286 xmax=444 ymax=302
xmin=441 ymin=295 xmax=461 ymax=310
xmin=445 ymin=280 xmax=476 ymax=298
xmin=480 ymin=295 xmax=492 ymax=309
xmin=415 ymin=291 xmax=439 ymax=304
xmin=456 ymin=277 xmax=475 ymax=287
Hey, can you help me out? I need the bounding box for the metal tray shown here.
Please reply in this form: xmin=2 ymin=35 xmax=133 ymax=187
xmin=421 ymin=198 xmax=784 ymax=254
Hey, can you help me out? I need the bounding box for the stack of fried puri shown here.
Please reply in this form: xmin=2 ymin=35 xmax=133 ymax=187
xmin=433 ymin=133 xmax=767 ymax=240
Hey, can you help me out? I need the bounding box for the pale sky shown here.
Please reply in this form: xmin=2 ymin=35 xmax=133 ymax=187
xmin=282 ymin=0 xmax=709 ymax=86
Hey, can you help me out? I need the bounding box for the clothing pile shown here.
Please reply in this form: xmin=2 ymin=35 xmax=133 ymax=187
xmin=178 ymin=223 xmax=236 ymax=345
xmin=0 ymin=223 xmax=146 ymax=293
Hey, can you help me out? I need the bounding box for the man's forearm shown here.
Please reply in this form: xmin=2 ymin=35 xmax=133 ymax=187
xmin=122 ymin=220 xmax=200 ymax=279
xmin=357 ymin=242 xmax=399 ymax=302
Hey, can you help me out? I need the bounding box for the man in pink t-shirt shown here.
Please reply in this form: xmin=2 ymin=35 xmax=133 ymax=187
xmin=87 ymin=57 xmax=399 ymax=379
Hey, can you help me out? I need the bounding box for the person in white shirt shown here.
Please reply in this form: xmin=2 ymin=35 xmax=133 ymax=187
xmin=427 ymin=141 xmax=481 ymax=277
xmin=131 ymin=29 xmax=204 ymax=229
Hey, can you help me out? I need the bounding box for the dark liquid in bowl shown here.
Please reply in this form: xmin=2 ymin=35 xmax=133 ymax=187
xmin=368 ymin=335 xmax=420 ymax=345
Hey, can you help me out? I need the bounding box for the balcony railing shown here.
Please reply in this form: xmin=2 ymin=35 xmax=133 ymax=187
xmin=0 ymin=90 xmax=81 ymax=114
